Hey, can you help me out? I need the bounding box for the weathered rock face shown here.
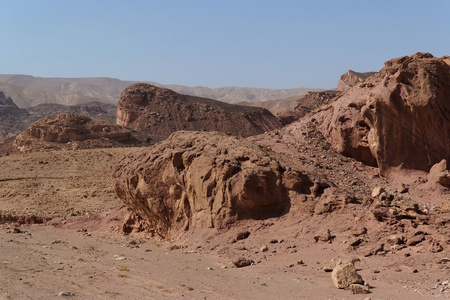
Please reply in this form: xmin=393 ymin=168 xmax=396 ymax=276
xmin=316 ymin=53 xmax=450 ymax=174
xmin=13 ymin=113 xmax=156 ymax=152
xmin=116 ymin=83 xmax=281 ymax=138
xmin=337 ymin=70 xmax=377 ymax=91
xmin=112 ymin=131 xmax=314 ymax=239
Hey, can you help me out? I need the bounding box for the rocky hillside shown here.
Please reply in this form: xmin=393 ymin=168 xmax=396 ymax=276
xmin=116 ymin=83 xmax=281 ymax=138
xmin=0 ymin=74 xmax=319 ymax=108
xmin=0 ymin=92 xmax=29 ymax=141
xmin=11 ymin=113 xmax=159 ymax=153
xmin=315 ymin=52 xmax=450 ymax=174
xmin=0 ymin=93 xmax=118 ymax=142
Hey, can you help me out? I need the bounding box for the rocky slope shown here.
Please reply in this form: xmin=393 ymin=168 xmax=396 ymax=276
xmin=11 ymin=113 xmax=158 ymax=153
xmin=0 ymin=92 xmax=29 ymax=141
xmin=315 ymin=52 xmax=450 ymax=174
xmin=116 ymin=83 xmax=281 ymax=138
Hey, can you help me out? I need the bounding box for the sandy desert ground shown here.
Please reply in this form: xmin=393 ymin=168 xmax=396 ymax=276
xmin=0 ymin=134 xmax=449 ymax=299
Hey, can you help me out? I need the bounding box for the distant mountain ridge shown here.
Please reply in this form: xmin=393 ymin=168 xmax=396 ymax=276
xmin=0 ymin=74 xmax=321 ymax=108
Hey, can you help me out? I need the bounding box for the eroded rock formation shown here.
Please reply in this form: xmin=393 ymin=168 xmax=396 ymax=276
xmin=315 ymin=53 xmax=450 ymax=174
xmin=13 ymin=113 xmax=156 ymax=152
xmin=116 ymin=83 xmax=281 ymax=138
xmin=112 ymin=131 xmax=314 ymax=239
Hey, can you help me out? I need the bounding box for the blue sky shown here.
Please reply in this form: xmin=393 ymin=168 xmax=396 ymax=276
xmin=1 ymin=0 xmax=449 ymax=89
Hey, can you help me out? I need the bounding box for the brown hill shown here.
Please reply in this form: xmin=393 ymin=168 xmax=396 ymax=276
xmin=12 ymin=113 xmax=159 ymax=153
xmin=315 ymin=52 xmax=450 ymax=174
xmin=0 ymin=92 xmax=29 ymax=142
xmin=116 ymin=83 xmax=281 ymax=138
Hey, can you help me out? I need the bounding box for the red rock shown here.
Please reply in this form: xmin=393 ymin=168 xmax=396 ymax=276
xmin=428 ymin=159 xmax=450 ymax=187
xmin=315 ymin=53 xmax=450 ymax=174
xmin=116 ymin=83 xmax=281 ymax=138
xmin=12 ymin=113 xmax=156 ymax=152
xmin=112 ymin=131 xmax=315 ymax=239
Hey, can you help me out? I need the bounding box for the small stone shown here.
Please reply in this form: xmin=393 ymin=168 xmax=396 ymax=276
xmin=372 ymin=187 xmax=385 ymax=198
xmin=428 ymin=240 xmax=443 ymax=253
xmin=236 ymin=231 xmax=250 ymax=241
xmin=331 ymin=263 xmax=364 ymax=288
xmin=58 ymin=291 xmax=75 ymax=297
xmin=260 ymin=245 xmax=268 ymax=252
xmin=269 ymin=239 xmax=279 ymax=244
xmin=233 ymin=257 xmax=254 ymax=268
xmin=351 ymin=225 xmax=367 ymax=237
xmin=207 ymin=267 xmax=213 ymax=270
xmin=350 ymin=283 xmax=371 ymax=294
xmin=438 ymin=257 xmax=449 ymax=264
xmin=407 ymin=234 xmax=425 ymax=246
xmin=349 ymin=238 xmax=363 ymax=247
xmin=372 ymin=269 xmax=380 ymax=273
xmin=322 ymin=258 xmax=352 ymax=272
xmin=259 ymin=282 xmax=267 ymax=286
xmin=386 ymin=235 xmax=404 ymax=246
xmin=297 ymin=260 xmax=304 ymax=265
xmin=412 ymin=269 xmax=418 ymax=273
xmin=314 ymin=229 xmax=332 ymax=243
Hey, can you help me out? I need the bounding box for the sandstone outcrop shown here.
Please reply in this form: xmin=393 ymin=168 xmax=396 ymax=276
xmin=112 ymin=131 xmax=314 ymax=239
xmin=116 ymin=83 xmax=281 ymax=138
xmin=337 ymin=70 xmax=377 ymax=91
xmin=428 ymin=159 xmax=450 ymax=187
xmin=315 ymin=53 xmax=450 ymax=174
xmin=13 ymin=113 xmax=156 ymax=152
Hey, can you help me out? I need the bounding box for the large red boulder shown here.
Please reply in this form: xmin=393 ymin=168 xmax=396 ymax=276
xmin=315 ymin=53 xmax=450 ymax=174
xmin=112 ymin=131 xmax=314 ymax=239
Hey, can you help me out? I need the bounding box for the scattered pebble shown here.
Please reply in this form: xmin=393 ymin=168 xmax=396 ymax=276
xmin=58 ymin=291 xmax=75 ymax=297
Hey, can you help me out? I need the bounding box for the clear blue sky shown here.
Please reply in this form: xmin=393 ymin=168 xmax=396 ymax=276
xmin=1 ymin=0 xmax=449 ymax=89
